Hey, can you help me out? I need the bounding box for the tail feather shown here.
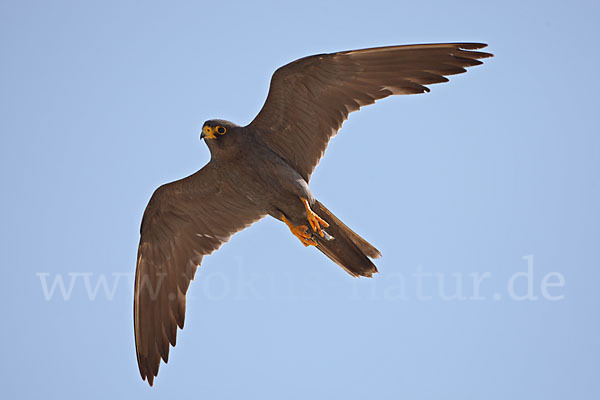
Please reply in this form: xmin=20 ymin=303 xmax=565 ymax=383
xmin=312 ymin=201 xmax=380 ymax=278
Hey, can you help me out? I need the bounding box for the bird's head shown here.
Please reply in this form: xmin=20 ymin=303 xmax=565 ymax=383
xmin=200 ymin=119 xmax=242 ymax=155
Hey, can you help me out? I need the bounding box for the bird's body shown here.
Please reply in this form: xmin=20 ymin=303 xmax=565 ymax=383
xmin=205 ymin=121 xmax=314 ymax=223
xmin=134 ymin=42 xmax=493 ymax=386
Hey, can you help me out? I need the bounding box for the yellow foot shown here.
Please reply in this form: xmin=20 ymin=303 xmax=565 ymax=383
xmin=282 ymin=215 xmax=317 ymax=247
xmin=302 ymin=198 xmax=329 ymax=237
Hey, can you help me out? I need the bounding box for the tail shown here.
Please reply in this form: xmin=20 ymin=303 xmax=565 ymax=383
xmin=312 ymin=201 xmax=381 ymax=278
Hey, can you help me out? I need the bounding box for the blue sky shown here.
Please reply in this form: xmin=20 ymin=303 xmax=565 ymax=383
xmin=1 ymin=0 xmax=599 ymax=398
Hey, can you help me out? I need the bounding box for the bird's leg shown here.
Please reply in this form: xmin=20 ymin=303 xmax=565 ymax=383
xmin=301 ymin=198 xmax=329 ymax=237
xmin=282 ymin=214 xmax=317 ymax=247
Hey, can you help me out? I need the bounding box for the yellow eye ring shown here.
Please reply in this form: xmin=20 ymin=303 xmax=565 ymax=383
xmin=216 ymin=126 xmax=226 ymax=134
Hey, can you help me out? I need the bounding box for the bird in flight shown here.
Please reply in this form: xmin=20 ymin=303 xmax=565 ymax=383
xmin=134 ymin=42 xmax=493 ymax=385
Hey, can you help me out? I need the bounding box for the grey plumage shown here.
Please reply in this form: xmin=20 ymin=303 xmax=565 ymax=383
xmin=134 ymin=42 xmax=492 ymax=386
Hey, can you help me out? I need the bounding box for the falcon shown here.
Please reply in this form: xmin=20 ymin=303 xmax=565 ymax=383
xmin=134 ymin=42 xmax=493 ymax=385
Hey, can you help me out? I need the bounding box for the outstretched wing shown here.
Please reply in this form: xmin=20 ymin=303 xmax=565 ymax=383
xmin=134 ymin=163 xmax=265 ymax=386
xmin=248 ymin=43 xmax=492 ymax=181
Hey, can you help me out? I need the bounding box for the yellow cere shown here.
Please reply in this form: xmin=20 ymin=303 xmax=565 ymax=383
xmin=202 ymin=125 xmax=227 ymax=139
xmin=202 ymin=125 xmax=216 ymax=139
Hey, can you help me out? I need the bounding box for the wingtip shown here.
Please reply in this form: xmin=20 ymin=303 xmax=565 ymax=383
xmin=139 ymin=371 xmax=154 ymax=387
xmin=458 ymin=43 xmax=494 ymax=58
xmin=138 ymin=355 xmax=157 ymax=387
xmin=456 ymin=43 xmax=494 ymax=59
xmin=359 ymin=267 xmax=379 ymax=278
xmin=457 ymin=42 xmax=488 ymax=50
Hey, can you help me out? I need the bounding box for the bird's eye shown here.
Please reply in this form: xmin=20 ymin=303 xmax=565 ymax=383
xmin=216 ymin=126 xmax=226 ymax=134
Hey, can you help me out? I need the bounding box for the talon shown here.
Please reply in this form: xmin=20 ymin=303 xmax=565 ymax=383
xmin=302 ymin=198 xmax=329 ymax=237
xmin=282 ymin=215 xmax=317 ymax=247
